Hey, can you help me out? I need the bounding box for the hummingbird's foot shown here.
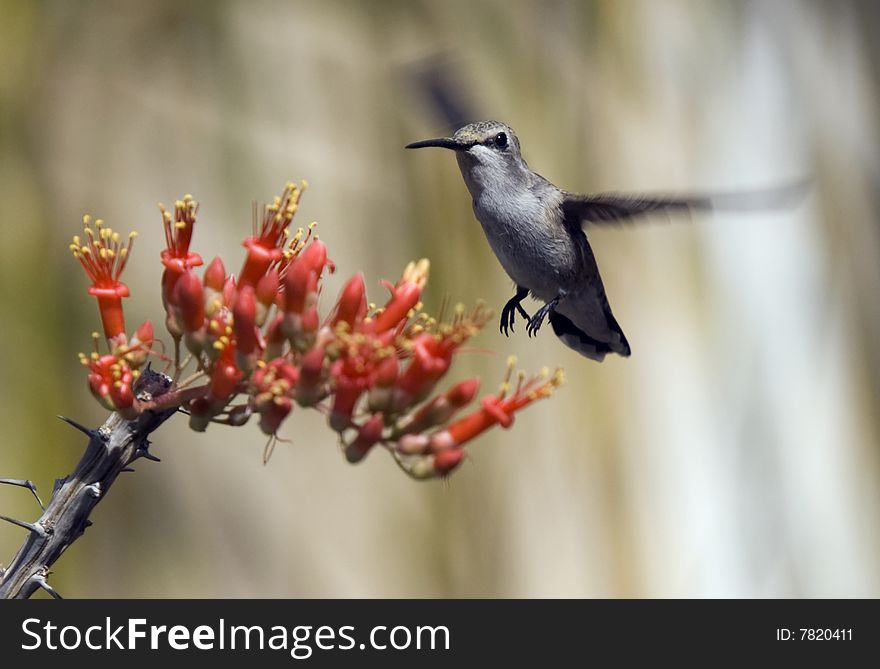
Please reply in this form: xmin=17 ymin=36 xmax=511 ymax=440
xmin=526 ymin=293 xmax=563 ymax=338
xmin=500 ymin=286 xmax=530 ymax=337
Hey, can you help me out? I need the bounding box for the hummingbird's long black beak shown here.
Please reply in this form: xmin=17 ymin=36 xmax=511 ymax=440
xmin=405 ymin=137 xmax=470 ymax=151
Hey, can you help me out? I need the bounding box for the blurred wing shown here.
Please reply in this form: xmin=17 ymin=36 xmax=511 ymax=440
xmin=562 ymin=192 xmax=712 ymax=226
xmin=563 ymin=181 xmax=809 ymax=227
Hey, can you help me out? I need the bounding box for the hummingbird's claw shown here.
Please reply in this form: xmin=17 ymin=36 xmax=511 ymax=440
xmin=527 ymin=293 xmax=563 ymax=338
xmin=526 ymin=309 xmax=547 ymax=337
xmin=500 ymin=287 xmax=530 ymax=337
xmin=499 ymin=304 xmax=518 ymax=337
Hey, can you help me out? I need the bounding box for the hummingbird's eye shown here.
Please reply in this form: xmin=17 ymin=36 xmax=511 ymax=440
xmin=494 ymin=132 xmax=508 ymax=148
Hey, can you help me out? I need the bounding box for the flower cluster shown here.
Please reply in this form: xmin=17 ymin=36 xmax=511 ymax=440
xmin=71 ymin=182 xmax=562 ymax=479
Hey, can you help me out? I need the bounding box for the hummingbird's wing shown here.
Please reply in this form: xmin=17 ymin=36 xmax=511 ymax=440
xmin=562 ymin=181 xmax=809 ymax=227
xmin=561 ymin=192 xmax=712 ymax=226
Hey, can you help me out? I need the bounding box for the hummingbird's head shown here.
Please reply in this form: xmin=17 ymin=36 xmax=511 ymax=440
xmin=406 ymin=120 xmax=522 ymax=165
xmin=407 ymin=121 xmax=526 ymax=196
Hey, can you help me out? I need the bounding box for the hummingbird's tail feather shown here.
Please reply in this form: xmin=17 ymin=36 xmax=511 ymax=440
xmin=549 ymin=310 xmax=631 ymax=361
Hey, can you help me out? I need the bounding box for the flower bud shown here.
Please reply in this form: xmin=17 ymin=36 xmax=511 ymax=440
xmin=233 ymin=285 xmax=260 ymax=371
xmin=332 ymin=273 xmax=367 ymax=329
xmin=367 ymin=356 xmax=399 ymax=412
xmin=296 ymin=345 xmax=326 ymax=406
xmin=125 ymin=320 xmax=154 ymax=369
xmin=345 ymin=413 xmax=384 ymax=463
xmin=258 ymin=396 xmax=293 ymax=436
xmin=188 ymin=396 xmax=213 ymax=432
xmin=174 ymin=271 xmax=206 ymax=334
xmin=408 ymin=448 xmax=466 ymax=479
xmin=203 ymin=256 xmax=226 ymax=316
xmin=255 ymin=268 xmax=280 ymax=326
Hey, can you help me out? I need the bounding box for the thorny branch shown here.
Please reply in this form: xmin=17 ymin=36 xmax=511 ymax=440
xmin=0 ymin=367 xmax=176 ymax=599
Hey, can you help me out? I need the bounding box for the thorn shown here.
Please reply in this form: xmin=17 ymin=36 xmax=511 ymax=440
xmin=0 ymin=514 xmax=48 ymax=538
xmin=135 ymin=441 xmax=161 ymax=462
xmin=30 ymin=573 xmax=62 ymax=599
xmin=121 ymin=467 xmax=136 ymax=473
xmin=84 ymin=520 xmax=93 ymax=528
xmin=57 ymin=415 xmax=99 ymax=439
xmin=0 ymin=478 xmax=45 ymax=510
xmin=140 ymin=451 xmax=161 ymax=462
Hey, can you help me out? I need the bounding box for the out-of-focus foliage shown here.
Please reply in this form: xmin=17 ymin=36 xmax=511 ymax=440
xmin=1 ymin=0 xmax=878 ymax=597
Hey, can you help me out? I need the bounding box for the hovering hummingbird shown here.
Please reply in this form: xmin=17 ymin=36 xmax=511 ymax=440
xmin=407 ymin=120 xmax=761 ymax=361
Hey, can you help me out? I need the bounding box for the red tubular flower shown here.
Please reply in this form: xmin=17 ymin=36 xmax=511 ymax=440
xmin=300 ymin=307 xmax=320 ymax=336
xmin=329 ymin=364 xmax=367 ymax=433
xmin=173 ymin=271 xmax=206 ymax=357
xmin=258 ymin=396 xmax=292 ymax=437
xmin=368 ymin=259 xmax=429 ymax=334
xmin=253 ymin=357 xmax=299 ymax=389
xmin=209 ymin=346 xmax=242 ymax=403
xmin=222 ymin=275 xmax=237 ymax=304
xmin=70 ymin=216 xmax=135 ymax=343
xmin=233 ymin=285 xmax=259 ymax=354
xmin=367 ymin=355 xmax=399 ymax=412
xmin=282 ymin=256 xmax=317 ymax=315
xmin=345 ymin=413 xmax=384 ymax=463
xmin=206 ymin=310 xmax=233 ymax=362
xmin=160 ymin=195 xmax=203 ymax=307
xmin=434 ymin=448 xmax=466 ymax=474
xmin=188 ymin=396 xmax=213 ymax=432
xmin=296 ymin=345 xmax=326 ymax=406
xmin=253 ymin=358 xmax=299 ymax=435
xmin=173 ymin=271 xmax=205 ymax=334
xmin=393 ymin=333 xmax=453 ymax=408
xmin=133 ymin=319 xmax=154 ymax=347
xmin=393 ymin=378 xmax=480 ymax=438
xmin=239 ymin=240 xmax=280 ymax=289
xmin=392 ymin=302 xmax=489 ymax=411
xmin=410 ymin=448 xmax=467 ymax=479
xmin=124 ymin=320 xmax=154 ymax=368
xmin=79 ymin=351 xmax=137 ymax=419
xmin=327 ymin=325 xmax=397 ymax=430
xmin=204 ymin=274 xmax=237 ymax=360
xmin=434 ymin=449 xmax=467 ymax=476
xmin=446 ymin=378 xmax=481 ymax=406
xmin=255 ymin=268 xmax=280 ymax=326
xmin=430 ymin=365 xmax=564 ymax=451
xmin=264 ymin=314 xmax=285 ymax=360
xmin=239 ymin=181 xmax=306 ymax=288
xmin=298 ymin=239 xmax=333 ymax=277
xmin=331 ymin=273 xmax=367 ymax=330
xmin=281 ymin=255 xmax=321 ymax=351
xmin=203 ymin=256 xmax=227 ymax=316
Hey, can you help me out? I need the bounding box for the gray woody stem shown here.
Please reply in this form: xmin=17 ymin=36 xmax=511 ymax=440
xmin=0 ymin=367 xmax=185 ymax=599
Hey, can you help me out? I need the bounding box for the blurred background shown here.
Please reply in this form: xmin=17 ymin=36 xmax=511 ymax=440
xmin=1 ymin=0 xmax=879 ymax=598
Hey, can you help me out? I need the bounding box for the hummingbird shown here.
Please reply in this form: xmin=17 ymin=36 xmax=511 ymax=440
xmin=405 ymin=120 xmax=730 ymax=361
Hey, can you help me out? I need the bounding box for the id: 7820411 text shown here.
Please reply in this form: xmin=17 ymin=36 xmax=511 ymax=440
xmin=776 ymin=628 xmax=852 ymax=641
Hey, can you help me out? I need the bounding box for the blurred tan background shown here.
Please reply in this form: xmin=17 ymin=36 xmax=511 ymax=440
xmin=2 ymin=0 xmax=879 ymax=597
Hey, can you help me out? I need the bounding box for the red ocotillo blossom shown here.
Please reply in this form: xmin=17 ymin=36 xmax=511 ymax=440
xmin=69 ymin=182 xmax=563 ymax=479
xmin=69 ymin=216 xmax=136 ymax=346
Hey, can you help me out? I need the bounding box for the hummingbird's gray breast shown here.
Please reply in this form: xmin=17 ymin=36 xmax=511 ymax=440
xmin=471 ymin=185 xmax=579 ymax=302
